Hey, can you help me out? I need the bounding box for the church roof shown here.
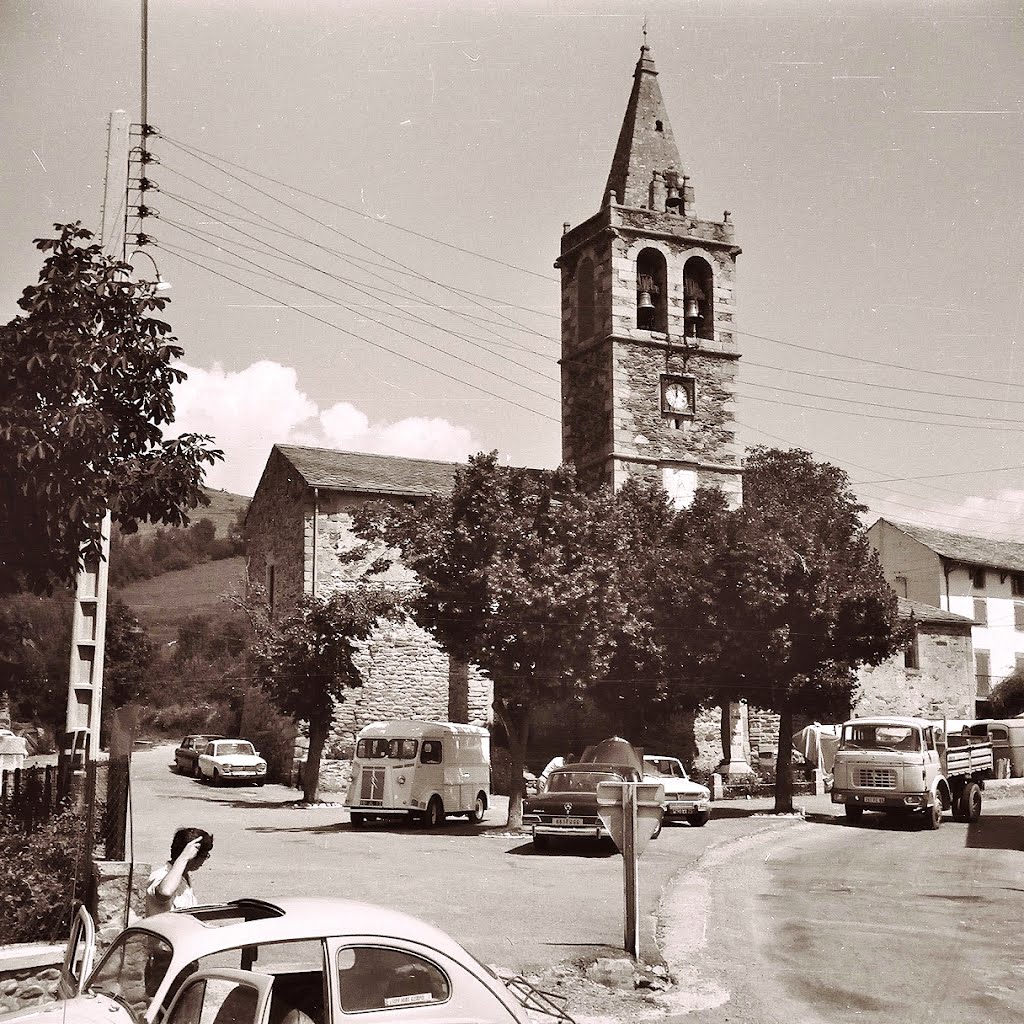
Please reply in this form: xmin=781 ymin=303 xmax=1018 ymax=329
xmin=604 ymin=45 xmax=685 ymax=209
xmin=873 ymin=518 xmax=1024 ymax=574
xmin=274 ymin=444 xmax=459 ymax=497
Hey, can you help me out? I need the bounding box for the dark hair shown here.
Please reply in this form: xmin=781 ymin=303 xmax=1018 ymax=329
xmin=171 ymin=827 xmax=214 ymax=861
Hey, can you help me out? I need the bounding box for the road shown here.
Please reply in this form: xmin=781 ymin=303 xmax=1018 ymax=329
xmin=129 ymin=744 xmax=1023 ymax=1021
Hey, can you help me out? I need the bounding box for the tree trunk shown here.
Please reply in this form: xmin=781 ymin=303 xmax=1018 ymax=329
xmin=303 ymin=715 xmax=329 ymax=804
xmin=494 ymin=696 xmax=530 ymax=829
xmin=774 ymin=701 xmax=794 ymax=813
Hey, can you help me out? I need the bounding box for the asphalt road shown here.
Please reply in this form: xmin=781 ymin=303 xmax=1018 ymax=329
xmin=128 ymin=744 xmax=1023 ymax=1021
xmin=127 ymin=743 xmax=800 ymax=971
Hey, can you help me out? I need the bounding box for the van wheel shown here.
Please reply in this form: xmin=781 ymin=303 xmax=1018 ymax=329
xmin=468 ymin=793 xmax=486 ymax=824
xmin=844 ymin=804 xmax=863 ymax=822
xmin=962 ymin=783 xmax=982 ymax=823
xmin=421 ymin=797 xmax=445 ymax=829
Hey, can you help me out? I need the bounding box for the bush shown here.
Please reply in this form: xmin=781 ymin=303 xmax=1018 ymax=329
xmin=990 ymin=670 xmax=1024 ymax=718
xmin=0 ymin=809 xmax=88 ymax=942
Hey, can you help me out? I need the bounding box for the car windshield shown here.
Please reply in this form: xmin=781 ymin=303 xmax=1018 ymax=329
xmin=215 ymin=741 xmax=255 ymax=756
xmin=546 ymin=770 xmax=621 ymax=793
xmin=87 ymin=929 xmax=174 ymax=1022
xmin=645 ymin=759 xmax=686 ymax=779
xmin=841 ymin=724 xmax=920 ymax=752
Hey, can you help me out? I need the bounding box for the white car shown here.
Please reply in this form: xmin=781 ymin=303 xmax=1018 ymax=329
xmin=197 ymin=739 xmax=267 ymax=786
xmin=20 ymin=897 xmax=553 ymax=1024
xmin=643 ymin=755 xmax=711 ymax=826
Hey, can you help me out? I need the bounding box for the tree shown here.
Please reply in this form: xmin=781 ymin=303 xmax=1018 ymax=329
xmin=104 ymin=598 xmax=156 ymax=710
xmin=989 ymin=669 xmax=1024 ymax=718
xmin=355 ymin=453 xmax=672 ymax=827
xmin=0 ymin=223 xmax=223 ymax=596
xmin=251 ymin=589 xmax=401 ymax=803
xmin=674 ymin=448 xmax=903 ymax=812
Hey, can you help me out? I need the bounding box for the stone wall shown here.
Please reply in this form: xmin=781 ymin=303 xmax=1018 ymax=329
xmin=0 ymin=946 xmax=62 ymax=1015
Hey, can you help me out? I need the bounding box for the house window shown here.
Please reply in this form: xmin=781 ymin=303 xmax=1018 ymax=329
xmin=903 ymin=628 xmax=920 ymax=671
xmin=894 ymin=575 xmax=908 ymax=598
xmin=1013 ymin=573 xmax=1024 ymax=597
xmin=1015 ymin=603 xmax=1024 ymax=632
xmin=973 ymin=598 xmax=988 ymax=626
xmin=970 ymin=566 xmax=986 ymax=590
xmin=975 ymin=650 xmax=991 ymax=697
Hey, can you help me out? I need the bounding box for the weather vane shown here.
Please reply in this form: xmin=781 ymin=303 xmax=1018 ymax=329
xmin=642 ymin=16 xmax=648 ymax=46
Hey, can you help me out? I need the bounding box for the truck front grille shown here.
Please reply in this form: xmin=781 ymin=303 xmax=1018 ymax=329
xmin=854 ymin=767 xmax=897 ymax=789
xmin=359 ymin=767 xmax=385 ymax=805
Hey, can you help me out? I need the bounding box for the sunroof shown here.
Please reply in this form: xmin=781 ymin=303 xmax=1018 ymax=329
xmin=189 ymin=899 xmax=286 ymax=927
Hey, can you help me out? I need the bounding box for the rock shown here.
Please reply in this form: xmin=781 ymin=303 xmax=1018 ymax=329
xmin=585 ymin=957 xmax=636 ymax=991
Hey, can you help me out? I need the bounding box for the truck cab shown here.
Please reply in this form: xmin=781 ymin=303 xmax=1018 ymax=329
xmin=831 ymin=716 xmax=993 ymax=828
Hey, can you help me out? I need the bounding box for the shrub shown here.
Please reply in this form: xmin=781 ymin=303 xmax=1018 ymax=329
xmin=0 ymin=809 xmax=88 ymax=942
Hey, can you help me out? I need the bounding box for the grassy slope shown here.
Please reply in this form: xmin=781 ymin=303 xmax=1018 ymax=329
xmin=125 ymin=487 xmax=250 ymax=540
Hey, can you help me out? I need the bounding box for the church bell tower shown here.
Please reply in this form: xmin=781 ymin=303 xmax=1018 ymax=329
xmin=557 ymin=45 xmax=743 ymax=507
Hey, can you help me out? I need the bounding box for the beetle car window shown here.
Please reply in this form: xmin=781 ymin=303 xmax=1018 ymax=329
xmin=88 ymin=930 xmax=174 ymax=1020
xmin=420 ymin=741 xmax=442 ymax=764
xmin=336 ymin=947 xmax=449 ymax=1013
xmin=167 ymin=978 xmax=259 ymax=1024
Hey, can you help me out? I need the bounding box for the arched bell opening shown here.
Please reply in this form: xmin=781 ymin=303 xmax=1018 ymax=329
xmin=636 ymin=248 xmax=668 ymax=333
xmin=683 ymin=256 xmax=714 ymax=341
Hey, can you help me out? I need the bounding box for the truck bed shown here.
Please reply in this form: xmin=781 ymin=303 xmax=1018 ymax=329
xmin=943 ymin=735 xmax=994 ymax=778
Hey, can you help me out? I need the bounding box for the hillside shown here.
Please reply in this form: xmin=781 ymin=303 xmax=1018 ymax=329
xmin=115 ymin=556 xmax=247 ymax=646
xmin=124 ymin=487 xmax=250 ymax=540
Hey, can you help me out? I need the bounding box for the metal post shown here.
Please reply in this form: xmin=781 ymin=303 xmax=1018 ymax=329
xmin=622 ymin=784 xmax=639 ymax=958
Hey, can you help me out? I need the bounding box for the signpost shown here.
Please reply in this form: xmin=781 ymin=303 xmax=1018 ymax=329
xmin=597 ymin=780 xmax=665 ymax=959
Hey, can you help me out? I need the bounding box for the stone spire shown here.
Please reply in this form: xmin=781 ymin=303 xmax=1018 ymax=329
xmin=603 ymin=45 xmax=686 ymax=210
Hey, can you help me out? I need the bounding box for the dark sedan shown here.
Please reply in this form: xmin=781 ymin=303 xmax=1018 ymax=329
xmin=173 ymin=733 xmax=225 ymax=776
xmin=523 ymin=763 xmax=642 ymax=849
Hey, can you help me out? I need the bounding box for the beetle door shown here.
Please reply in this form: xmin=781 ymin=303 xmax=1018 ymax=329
xmin=59 ymin=904 xmax=96 ymax=998
xmin=162 ymin=969 xmax=274 ymax=1024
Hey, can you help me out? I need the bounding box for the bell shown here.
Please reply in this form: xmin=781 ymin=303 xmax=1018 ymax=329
xmin=637 ymin=290 xmax=655 ymax=311
xmin=665 ymin=189 xmax=681 ymax=210
xmin=684 ymin=297 xmax=702 ymax=321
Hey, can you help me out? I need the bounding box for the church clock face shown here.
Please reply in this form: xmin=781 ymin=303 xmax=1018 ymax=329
xmin=661 ymin=375 xmax=694 ymax=416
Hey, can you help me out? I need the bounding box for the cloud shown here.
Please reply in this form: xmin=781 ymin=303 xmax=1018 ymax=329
xmin=170 ymin=361 xmax=479 ymax=495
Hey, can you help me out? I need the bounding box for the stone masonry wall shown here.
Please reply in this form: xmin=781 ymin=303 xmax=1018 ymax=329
xmin=0 ymin=948 xmax=62 ymax=1015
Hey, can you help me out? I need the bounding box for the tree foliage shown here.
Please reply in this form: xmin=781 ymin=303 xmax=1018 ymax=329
xmin=671 ymin=448 xmax=902 ymax=810
xmin=0 ymin=222 xmax=223 ymax=595
xmin=989 ymin=669 xmax=1024 ymax=718
xmin=251 ymin=589 xmax=401 ymax=802
xmin=355 ymin=452 xmax=672 ymax=826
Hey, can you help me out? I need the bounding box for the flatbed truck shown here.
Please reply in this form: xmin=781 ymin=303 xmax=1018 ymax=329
xmin=831 ymin=716 xmax=993 ymax=829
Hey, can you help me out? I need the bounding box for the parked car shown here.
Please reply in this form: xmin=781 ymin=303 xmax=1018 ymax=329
xmin=197 ymin=738 xmax=268 ymax=786
xmin=173 ymin=734 xmax=226 ymax=777
xmin=643 ymin=755 xmax=712 ymax=826
xmin=20 ymin=896 xmax=558 ymax=1024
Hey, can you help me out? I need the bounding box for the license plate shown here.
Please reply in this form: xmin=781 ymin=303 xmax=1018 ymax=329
xmin=864 ymin=796 xmax=886 ymax=804
xmin=553 ymin=817 xmax=584 ymax=826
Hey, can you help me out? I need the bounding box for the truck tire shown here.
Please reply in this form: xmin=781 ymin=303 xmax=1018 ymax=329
xmin=951 ymin=785 xmax=968 ymax=822
xmin=844 ymin=804 xmax=863 ymax=822
xmin=421 ymin=796 xmax=445 ymax=829
xmin=961 ymin=782 xmax=982 ymax=822
xmin=925 ymin=798 xmax=942 ymax=829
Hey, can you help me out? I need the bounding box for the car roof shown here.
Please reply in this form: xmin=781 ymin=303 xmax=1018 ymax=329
xmin=843 ymin=717 xmax=930 ymax=728
xmin=135 ymin=898 xmax=481 ymax=964
xmin=357 ymin=720 xmax=489 ymax=739
xmin=551 ymin=763 xmax=637 ymax=774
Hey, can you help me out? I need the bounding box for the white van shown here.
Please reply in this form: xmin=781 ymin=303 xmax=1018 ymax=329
xmin=345 ymin=720 xmax=491 ymax=828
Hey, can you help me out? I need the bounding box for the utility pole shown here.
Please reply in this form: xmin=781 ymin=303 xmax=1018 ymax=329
xmin=64 ymin=110 xmax=130 ymax=769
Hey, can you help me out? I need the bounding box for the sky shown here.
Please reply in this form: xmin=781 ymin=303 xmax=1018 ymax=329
xmin=1 ymin=0 xmax=1022 ymax=538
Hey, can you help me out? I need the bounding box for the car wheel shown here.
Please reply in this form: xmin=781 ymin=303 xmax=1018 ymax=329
xmin=962 ymin=783 xmax=982 ymax=823
xmin=532 ymin=833 xmax=550 ymax=851
xmin=211 ymin=769 xmax=222 ymax=787
xmin=844 ymin=804 xmax=863 ymax=822
xmin=421 ymin=796 xmax=445 ymax=828
xmin=350 ymin=812 xmax=366 ymax=828
xmin=468 ymin=793 xmax=486 ymax=824
xmin=925 ymin=798 xmax=942 ymax=830
xmin=688 ymin=810 xmax=710 ymax=827
xmin=254 ymin=779 xmax=265 ymax=787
